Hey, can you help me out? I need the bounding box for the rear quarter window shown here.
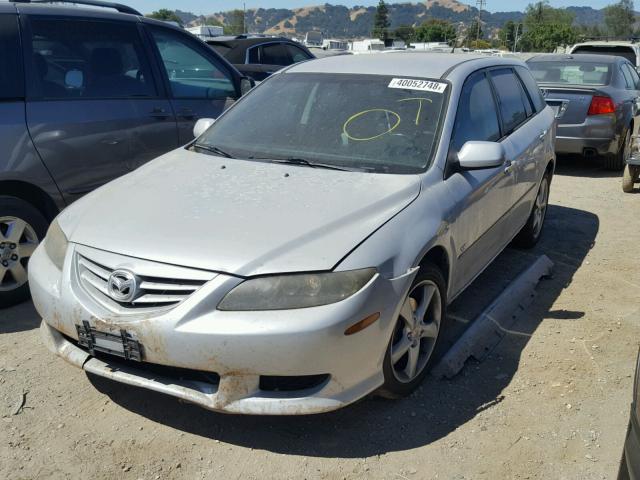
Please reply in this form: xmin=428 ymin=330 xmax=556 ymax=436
xmin=0 ymin=15 xmax=23 ymax=99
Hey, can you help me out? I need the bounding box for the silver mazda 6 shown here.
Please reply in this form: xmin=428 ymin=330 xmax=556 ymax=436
xmin=29 ymin=53 xmax=556 ymax=414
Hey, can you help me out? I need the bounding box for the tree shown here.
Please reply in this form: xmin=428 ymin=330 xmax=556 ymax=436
xmin=604 ymin=0 xmax=636 ymax=38
xmin=372 ymin=0 xmax=391 ymax=40
xmin=518 ymin=1 xmax=578 ymax=52
xmin=225 ymin=9 xmax=245 ymax=35
xmin=147 ymin=9 xmax=182 ymax=25
xmin=465 ymin=19 xmax=483 ymax=47
xmin=394 ymin=25 xmax=416 ymax=45
xmin=416 ymin=19 xmax=456 ymax=43
xmin=470 ymin=39 xmax=491 ymax=49
xmin=203 ymin=17 xmax=224 ymax=27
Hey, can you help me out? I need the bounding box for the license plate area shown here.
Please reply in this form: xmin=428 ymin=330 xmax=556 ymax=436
xmin=76 ymin=321 xmax=143 ymax=361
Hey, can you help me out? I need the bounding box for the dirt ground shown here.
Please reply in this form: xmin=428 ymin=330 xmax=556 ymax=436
xmin=1 ymin=156 xmax=640 ymax=480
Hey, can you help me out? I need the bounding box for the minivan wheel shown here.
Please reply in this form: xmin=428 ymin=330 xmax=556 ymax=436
xmin=379 ymin=263 xmax=446 ymax=398
xmin=0 ymin=196 xmax=48 ymax=308
xmin=513 ymin=172 xmax=551 ymax=249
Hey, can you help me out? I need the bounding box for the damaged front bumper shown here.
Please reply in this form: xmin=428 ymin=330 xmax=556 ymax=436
xmin=30 ymin=243 xmax=416 ymax=415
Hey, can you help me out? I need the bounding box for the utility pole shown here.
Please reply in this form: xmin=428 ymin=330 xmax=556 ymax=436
xmin=243 ymin=2 xmax=246 ymax=34
xmin=513 ymin=23 xmax=521 ymax=53
xmin=475 ymin=0 xmax=485 ymax=45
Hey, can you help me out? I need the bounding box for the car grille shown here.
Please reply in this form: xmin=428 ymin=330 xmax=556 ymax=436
xmin=76 ymin=253 xmax=209 ymax=313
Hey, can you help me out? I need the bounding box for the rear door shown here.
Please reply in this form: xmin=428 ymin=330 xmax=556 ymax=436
xmin=445 ymin=70 xmax=517 ymax=295
xmin=146 ymin=25 xmax=240 ymax=145
xmin=22 ymin=16 xmax=178 ymax=202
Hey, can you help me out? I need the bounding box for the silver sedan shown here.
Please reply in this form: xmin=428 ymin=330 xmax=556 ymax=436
xmin=29 ymin=53 xmax=556 ymax=414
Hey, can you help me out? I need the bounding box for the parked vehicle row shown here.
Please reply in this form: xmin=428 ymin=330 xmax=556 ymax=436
xmin=30 ymin=51 xmax=556 ymax=414
xmin=0 ymin=0 xmax=255 ymax=306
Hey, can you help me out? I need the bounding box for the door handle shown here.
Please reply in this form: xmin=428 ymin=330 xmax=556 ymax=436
xmin=150 ymin=107 xmax=170 ymax=120
xmin=538 ymin=130 xmax=548 ymax=141
xmin=178 ymin=108 xmax=197 ymax=120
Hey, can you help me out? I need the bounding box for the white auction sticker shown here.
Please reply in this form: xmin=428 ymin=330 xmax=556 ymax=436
xmin=388 ymin=78 xmax=447 ymax=93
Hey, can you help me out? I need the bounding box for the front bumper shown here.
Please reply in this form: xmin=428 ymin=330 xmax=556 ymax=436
xmin=29 ymin=243 xmax=416 ymax=415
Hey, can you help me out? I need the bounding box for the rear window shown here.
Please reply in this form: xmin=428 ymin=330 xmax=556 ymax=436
xmin=572 ymin=45 xmax=636 ymax=64
xmin=528 ymin=61 xmax=611 ymax=86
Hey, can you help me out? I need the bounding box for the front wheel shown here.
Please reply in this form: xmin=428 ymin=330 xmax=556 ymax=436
xmin=379 ymin=263 xmax=446 ymax=398
xmin=513 ymin=172 xmax=551 ymax=249
xmin=0 ymin=196 xmax=48 ymax=308
xmin=622 ymin=164 xmax=639 ymax=193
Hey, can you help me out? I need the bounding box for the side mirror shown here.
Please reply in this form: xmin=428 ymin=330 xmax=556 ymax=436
xmin=457 ymin=141 xmax=505 ymax=169
xmin=240 ymin=76 xmax=255 ymax=95
xmin=193 ymin=118 xmax=215 ymax=138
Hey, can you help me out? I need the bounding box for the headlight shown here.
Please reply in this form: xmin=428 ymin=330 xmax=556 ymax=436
xmin=217 ymin=268 xmax=376 ymax=311
xmin=44 ymin=219 xmax=69 ymax=270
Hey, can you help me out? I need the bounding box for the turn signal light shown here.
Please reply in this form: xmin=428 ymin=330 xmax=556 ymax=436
xmin=344 ymin=313 xmax=380 ymax=336
xmin=587 ymin=95 xmax=616 ymax=115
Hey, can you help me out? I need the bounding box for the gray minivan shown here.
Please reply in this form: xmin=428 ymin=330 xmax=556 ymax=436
xmin=0 ymin=0 xmax=253 ymax=307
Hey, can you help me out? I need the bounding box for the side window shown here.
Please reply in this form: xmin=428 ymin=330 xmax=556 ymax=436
xmin=261 ymin=43 xmax=291 ymax=66
xmin=27 ymin=18 xmax=155 ymax=99
xmin=247 ymin=45 xmax=259 ymax=64
xmin=0 ymin=15 xmax=23 ymax=99
xmin=515 ymin=65 xmax=546 ymax=113
xmin=490 ymin=68 xmax=530 ymax=135
xmin=149 ymin=27 xmax=236 ymax=100
xmin=449 ymin=70 xmax=501 ymax=157
xmin=285 ymin=44 xmax=311 ymax=63
xmin=623 ymin=64 xmax=640 ymax=89
xmin=621 ymin=64 xmax=634 ymax=89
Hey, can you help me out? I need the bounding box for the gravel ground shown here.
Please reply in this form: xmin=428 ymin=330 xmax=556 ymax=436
xmin=1 ymin=156 xmax=639 ymax=480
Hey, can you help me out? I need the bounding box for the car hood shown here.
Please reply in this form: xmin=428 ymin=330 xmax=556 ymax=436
xmin=59 ymin=149 xmax=421 ymax=276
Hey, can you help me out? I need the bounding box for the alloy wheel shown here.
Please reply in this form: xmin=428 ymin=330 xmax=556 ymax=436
xmin=532 ymin=176 xmax=549 ymax=238
xmin=390 ymin=280 xmax=442 ymax=383
xmin=0 ymin=217 xmax=39 ymax=292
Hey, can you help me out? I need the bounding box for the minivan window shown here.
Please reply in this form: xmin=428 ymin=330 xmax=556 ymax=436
xmin=515 ymin=65 xmax=546 ymax=113
xmin=285 ymin=44 xmax=312 ymax=63
xmin=0 ymin=15 xmax=23 ymax=99
xmin=197 ymin=73 xmax=447 ymax=174
xmin=572 ymin=45 xmax=637 ymax=65
xmin=449 ymin=71 xmax=501 ymax=156
xmin=27 ymin=18 xmax=155 ymax=99
xmin=490 ymin=68 xmax=530 ymax=135
xmin=150 ymin=27 xmax=236 ymax=100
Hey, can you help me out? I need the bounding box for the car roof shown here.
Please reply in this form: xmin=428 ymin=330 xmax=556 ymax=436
xmin=12 ymin=2 xmax=140 ymax=22
xmin=287 ymin=52 xmax=525 ymax=79
xmin=207 ymin=37 xmax=293 ymax=48
xmin=528 ymin=53 xmax=623 ymax=64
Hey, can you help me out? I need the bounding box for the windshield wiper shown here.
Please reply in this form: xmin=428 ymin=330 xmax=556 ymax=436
xmin=250 ymin=156 xmax=351 ymax=171
xmin=193 ymin=143 xmax=235 ymax=159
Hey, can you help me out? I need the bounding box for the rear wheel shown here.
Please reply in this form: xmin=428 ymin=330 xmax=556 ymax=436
xmin=513 ymin=172 xmax=551 ymax=249
xmin=606 ymin=129 xmax=630 ymax=171
xmin=379 ymin=263 xmax=446 ymax=398
xmin=622 ymin=164 xmax=638 ymax=193
xmin=0 ymin=196 xmax=48 ymax=308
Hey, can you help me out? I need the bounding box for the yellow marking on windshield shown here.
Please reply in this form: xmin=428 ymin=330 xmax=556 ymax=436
xmin=397 ymin=97 xmax=433 ymax=125
xmin=343 ymin=109 xmax=401 ymax=141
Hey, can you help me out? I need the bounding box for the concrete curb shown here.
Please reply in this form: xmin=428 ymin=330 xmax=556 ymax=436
xmin=431 ymin=254 xmax=554 ymax=379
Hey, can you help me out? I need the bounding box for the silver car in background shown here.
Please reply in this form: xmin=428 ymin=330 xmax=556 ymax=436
xmin=29 ymin=53 xmax=556 ymax=415
xmin=527 ymin=54 xmax=640 ymax=170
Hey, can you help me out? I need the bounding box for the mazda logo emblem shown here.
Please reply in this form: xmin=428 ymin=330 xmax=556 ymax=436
xmin=107 ymin=269 xmax=139 ymax=303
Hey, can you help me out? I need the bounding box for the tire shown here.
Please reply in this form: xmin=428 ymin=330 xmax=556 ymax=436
xmin=379 ymin=263 xmax=446 ymax=398
xmin=513 ymin=171 xmax=552 ymax=249
xmin=622 ymin=164 xmax=638 ymax=193
xmin=606 ymin=129 xmax=630 ymax=171
xmin=0 ymin=196 xmax=48 ymax=308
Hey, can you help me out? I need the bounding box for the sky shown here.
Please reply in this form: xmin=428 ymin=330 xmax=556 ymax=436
xmin=118 ymin=1 xmax=614 ymax=15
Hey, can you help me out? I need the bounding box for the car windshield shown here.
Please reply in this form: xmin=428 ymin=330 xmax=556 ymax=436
xmin=528 ymin=61 xmax=611 ymax=86
xmin=196 ymin=73 xmax=448 ymax=174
